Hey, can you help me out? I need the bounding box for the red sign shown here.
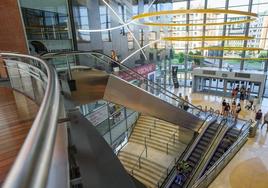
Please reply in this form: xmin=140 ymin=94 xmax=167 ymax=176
xmin=118 ymin=63 xmax=156 ymax=81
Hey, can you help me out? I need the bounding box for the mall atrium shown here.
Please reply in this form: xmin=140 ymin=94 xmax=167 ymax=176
xmin=0 ymin=0 xmax=268 ymax=188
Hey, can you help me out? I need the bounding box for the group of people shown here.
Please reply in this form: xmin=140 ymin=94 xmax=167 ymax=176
xmin=178 ymin=93 xmax=190 ymax=111
xmin=221 ymin=99 xmax=241 ymax=120
xmin=231 ymin=84 xmax=251 ymax=101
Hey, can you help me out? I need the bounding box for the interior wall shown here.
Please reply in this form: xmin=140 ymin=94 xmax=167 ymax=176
xmin=0 ymin=0 xmax=28 ymax=53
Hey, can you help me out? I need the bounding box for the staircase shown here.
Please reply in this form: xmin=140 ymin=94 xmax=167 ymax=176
xmin=129 ymin=115 xmax=190 ymax=155
xmin=119 ymin=151 xmax=166 ymax=188
xmin=118 ymin=115 xmax=194 ymax=188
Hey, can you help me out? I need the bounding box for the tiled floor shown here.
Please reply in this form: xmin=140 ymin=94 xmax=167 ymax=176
xmin=172 ymin=87 xmax=268 ymax=188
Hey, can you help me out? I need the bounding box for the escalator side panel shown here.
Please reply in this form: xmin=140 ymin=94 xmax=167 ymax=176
xmin=103 ymin=75 xmax=203 ymax=131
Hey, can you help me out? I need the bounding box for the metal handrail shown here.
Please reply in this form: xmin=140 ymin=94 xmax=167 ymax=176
xmin=41 ymin=51 xmax=203 ymax=113
xmin=1 ymin=53 xmax=60 ymax=188
xmin=239 ymin=119 xmax=253 ymax=135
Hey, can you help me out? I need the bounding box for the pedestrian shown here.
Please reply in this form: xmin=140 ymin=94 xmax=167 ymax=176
xmin=183 ymin=95 xmax=189 ymax=111
xmin=235 ymin=103 xmax=241 ymax=121
xmin=261 ymin=111 xmax=268 ymax=131
xmin=110 ymin=50 xmax=119 ymax=72
xmin=231 ymin=100 xmax=236 ymax=115
xmin=221 ymin=99 xmax=226 ymax=115
xmin=240 ymin=85 xmax=246 ymax=101
xmin=224 ymin=103 xmax=230 ymax=117
xmin=255 ymin=109 xmax=263 ymax=126
xmin=177 ymin=93 xmax=184 ymax=109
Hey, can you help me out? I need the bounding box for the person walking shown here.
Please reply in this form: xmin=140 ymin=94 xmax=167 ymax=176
xmin=231 ymin=100 xmax=236 ymax=115
xmin=110 ymin=50 xmax=119 ymax=72
xmin=224 ymin=103 xmax=230 ymax=117
xmin=261 ymin=111 xmax=268 ymax=131
xmin=183 ymin=95 xmax=189 ymax=111
xmin=255 ymin=109 xmax=263 ymax=126
xmin=235 ymin=103 xmax=241 ymax=121
xmin=221 ymin=99 xmax=226 ymax=115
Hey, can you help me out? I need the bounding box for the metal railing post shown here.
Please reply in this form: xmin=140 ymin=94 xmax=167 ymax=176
xmin=145 ymin=137 xmax=147 ymax=146
xmin=166 ymin=143 xmax=168 ymax=154
xmin=138 ymin=157 xmax=141 ymax=169
xmin=154 ymin=119 xmax=156 ymax=128
xmin=149 ymin=128 xmax=151 ymax=138
xmin=145 ymin=145 xmax=148 ymax=158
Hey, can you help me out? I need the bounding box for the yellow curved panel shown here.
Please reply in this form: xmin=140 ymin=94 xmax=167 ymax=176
xmin=188 ymin=55 xmax=268 ymax=61
xmin=162 ymin=36 xmax=254 ymax=41
xmin=132 ymin=8 xmax=257 ymax=20
xmin=143 ymin=18 xmax=256 ymax=27
xmin=194 ymin=47 xmax=263 ymax=51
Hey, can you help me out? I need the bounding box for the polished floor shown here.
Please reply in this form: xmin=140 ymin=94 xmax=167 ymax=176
xmin=172 ymin=87 xmax=268 ymax=188
xmin=0 ymin=87 xmax=38 ymax=184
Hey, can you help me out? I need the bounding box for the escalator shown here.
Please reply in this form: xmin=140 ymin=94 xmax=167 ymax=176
xmin=169 ymin=117 xmax=227 ymax=188
xmin=203 ymin=126 xmax=240 ymax=173
xmin=42 ymin=51 xmax=206 ymax=131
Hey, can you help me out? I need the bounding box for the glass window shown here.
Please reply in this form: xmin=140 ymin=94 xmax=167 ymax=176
xmin=74 ymin=6 xmax=91 ymax=42
xmin=99 ymin=6 xmax=112 ymax=42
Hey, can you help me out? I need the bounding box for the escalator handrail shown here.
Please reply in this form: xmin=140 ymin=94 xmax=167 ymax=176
xmin=239 ymin=119 xmax=253 ymax=135
xmin=197 ymin=114 xmax=213 ymax=133
xmin=1 ymin=53 xmax=60 ymax=188
xmin=183 ymin=118 xmax=228 ymax=187
xmin=41 ymin=51 xmax=203 ymax=113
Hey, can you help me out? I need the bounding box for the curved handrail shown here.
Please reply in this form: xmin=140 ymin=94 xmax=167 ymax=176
xmin=1 ymin=53 xmax=60 ymax=188
xmin=41 ymin=51 xmax=203 ymax=113
xmin=239 ymin=119 xmax=253 ymax=135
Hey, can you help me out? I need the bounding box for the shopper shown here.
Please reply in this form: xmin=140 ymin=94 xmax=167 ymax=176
xmin=240 ymin=85 xmax=246 ymax=101
xmin=231 ymin=100 xmax=236 ymax=115
xmin=224 ymin=103 xmax=230 ymax=117
xmin=245 ymin=98 xmax=254 ymax=110
xmin=255 ymin=109 xmax=263 ymax=126
xmin=183 ymin=96 xmax=189 ymax=111
xmin=235 ymin=103 xmax=241 ymax=121
xmin=110 ymin=50 xmax=119 ymax=72
xmin=261 ymin=111 xmax=268 ymax=131
xmin=177 ymin=93 xmax=184 ymax=109
xmin=221 ymin=99 xmax=227 ymax=115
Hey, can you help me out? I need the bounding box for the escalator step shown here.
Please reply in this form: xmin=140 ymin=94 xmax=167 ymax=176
xmin=199 ymin=140 xmax=209 ymax=146
xmin=189 ymin=156 xmax=198 ymax=163
xmin=215 ymin=152 xmax=222 ymax=158
xmin=195 ymin=148 xmax=203 ymax=154
xmin=206 ymin=129 xmax=216 ymax=135
xmin=204 ymin=132 xmax=213 ymax=137
xmin=202 ymin=136 xmax=211 ymax=142
xmin=191 ymin=152 xmax=201 ymax=159
xmin=187 ymin=160 xmax=195 ymax=168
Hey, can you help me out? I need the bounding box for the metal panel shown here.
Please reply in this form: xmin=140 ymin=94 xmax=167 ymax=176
xmin=103 ymin=75 xmax=203 ymax=131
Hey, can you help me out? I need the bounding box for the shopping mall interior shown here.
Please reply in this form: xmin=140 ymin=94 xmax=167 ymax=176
xmin=0 ymin=0 xmax=268 ymax=188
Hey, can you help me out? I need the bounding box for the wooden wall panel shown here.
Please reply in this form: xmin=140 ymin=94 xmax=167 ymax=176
xmin=0 ymin=0 xmax=28 ymax=53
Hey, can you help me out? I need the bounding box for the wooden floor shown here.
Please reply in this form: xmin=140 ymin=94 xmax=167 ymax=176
xmin=0 ymin=87 xmax=38 ymax=184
